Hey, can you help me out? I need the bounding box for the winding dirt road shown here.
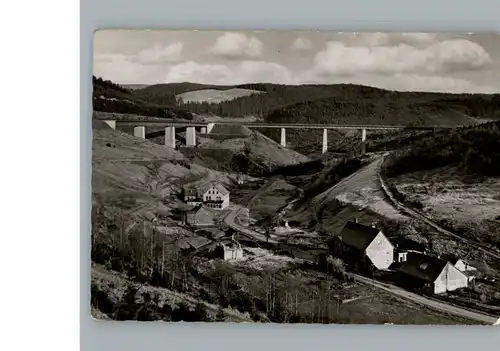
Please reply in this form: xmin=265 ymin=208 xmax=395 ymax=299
xmin=224 ymin=177 xmax=279 ymax=244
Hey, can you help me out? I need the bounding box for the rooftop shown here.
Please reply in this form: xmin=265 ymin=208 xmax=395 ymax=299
xmin=393 ymin=251 xmax=450 ymax=283
xmin=336 ymin=220 xmax=382 ymax=251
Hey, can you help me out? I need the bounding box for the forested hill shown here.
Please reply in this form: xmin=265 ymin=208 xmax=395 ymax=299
xmin=383 ymin=121 xmax=500 ymax=177
xmin=134 ymin=82 xmax=500 ymax=124
xmin=265 ymin=97 xmax=480 ymax=126
xmin=93 ymin=78 xmax=500 ymax=125
xmin=92 ymin=76 xmax=193 ymax=119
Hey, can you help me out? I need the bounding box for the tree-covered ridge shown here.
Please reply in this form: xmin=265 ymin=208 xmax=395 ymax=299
xmin=135 ymin=82 xmax=500 ymax=122
xmin=92 ymin=76 xmax=191 ymax=119
xmin=383 ymin=121 xmax=500 ymax=177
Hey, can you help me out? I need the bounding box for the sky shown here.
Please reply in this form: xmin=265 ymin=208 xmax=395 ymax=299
xmin=93 ymin=30 xmax=500 ymax=93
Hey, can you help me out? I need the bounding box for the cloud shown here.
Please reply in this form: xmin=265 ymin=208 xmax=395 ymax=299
xmin=299 ymin=70 xmax=496 ymax=93
xmin=311 ymin=39 xmax=492 ymax=77
xmin=164 ymin=61 xmax=233 ymax=84
xmin=165 ymin=60 xmax=295 ymax=85
xmin=133 ymin=42 xmax=183 ymax=64
xmin=209 ymin=32 xmax=263 ymax=58
xmin=291 ymin=37 xmax=312 ymax=51
xmin=93 ymin=53 xmax=161 ymax=84
xmin=355 ymin=32 xmax=438 ymax=47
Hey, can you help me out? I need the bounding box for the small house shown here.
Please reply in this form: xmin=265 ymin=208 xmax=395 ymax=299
xmin=328 ymin=219 xmax=395 ymax=271
xmin=440 ymin=254 xmax=478 ymax=282
xmin=182 ymin=205 xmax=215 ymax=228
xmin=201 ymin=182 xmax=230 ymax=210
xmin=183 ymin=186 xmax=202 ymax=206
xmin=393 ymin=251 xmax=468 ymax=294
xmin=215 ymin=241 xmax=243 ymax=260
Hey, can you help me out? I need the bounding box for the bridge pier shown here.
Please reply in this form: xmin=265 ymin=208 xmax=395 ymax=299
xmin=361 ymin=128 xmax=367 ymax=155
xmin=186 ymin=126 xmax=196 ymax=147
xmin=280 ymin=128 xmax=286 ymax=147
xmin=134 ymin=126 xmax=145 ymax=139
xmin=322 ymin=128 xmax=328 ymax=154
xmin=165 ymin=126 xmax=176 ymax=148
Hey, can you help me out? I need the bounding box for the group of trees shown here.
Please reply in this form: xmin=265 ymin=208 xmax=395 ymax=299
xmin=92 ymin=75 xmax=192 ymax=119
xmin=383 ymin=121 xmax=500 ymax=178
xmin=91 ymin=205 xmax=195 ymax=291
xmin=92 ymin=282 xmax=214 ymax=321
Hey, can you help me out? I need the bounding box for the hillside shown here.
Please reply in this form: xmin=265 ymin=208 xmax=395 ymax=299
xmin=128 ymin=82 xmax=500 ymax=156
xmin=383 ymin=121 xmax=500 ymax=178
xmin=176 ymin=88 xmax=264 ymax=104
xmin=134 ymin=82 xmax=500 ymax=122
xmin=381 ymin=121 xmax=500 ymax=265
xmin=92 ymin=76 xmax=193 ymax=119
xmin=146 ymin=126 xmax=310 ymax=177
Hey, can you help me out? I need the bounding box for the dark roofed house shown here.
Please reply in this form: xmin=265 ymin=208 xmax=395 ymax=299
xmin=182 ymin=205 xmax=216 ymax=228
xmin=327 ymin=219 xmax=394 ymax=272
xmin=183 ymin=186 xmax=202 ymax=206
xmin=392 ymin=251 xmax=468 ymax=294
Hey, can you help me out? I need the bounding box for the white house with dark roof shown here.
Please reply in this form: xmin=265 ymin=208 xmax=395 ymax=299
xmin=201 ymin=182 xmax=230 ymax=210
xmin=328 ymin=219 xmax=395 ymax=271
xmin=392 ymin=251 xmax=469 ymax=294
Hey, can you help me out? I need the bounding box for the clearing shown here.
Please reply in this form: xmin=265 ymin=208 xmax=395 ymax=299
xmin=176 ymin=88 xmax=265 ymax=104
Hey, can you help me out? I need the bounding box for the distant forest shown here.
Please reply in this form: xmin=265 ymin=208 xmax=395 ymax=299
xmin=92 ymin=78 xmax=500 ymax=126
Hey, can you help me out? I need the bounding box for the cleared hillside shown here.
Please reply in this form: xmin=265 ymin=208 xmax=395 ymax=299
xmin=176 ymin=130 xmax=309 ymax=176
xmin=176 ymin=88 xmax=264 ymax=104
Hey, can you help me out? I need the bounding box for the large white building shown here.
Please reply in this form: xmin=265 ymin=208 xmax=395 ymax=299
xmin=201 ymin=183 xmax=230 ymax=210
xmin=182 ymin=182 xmax=230 ymax=210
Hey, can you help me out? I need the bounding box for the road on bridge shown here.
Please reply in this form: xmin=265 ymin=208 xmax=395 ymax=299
xmin=112 ymin=119 xmax=448 ymax=131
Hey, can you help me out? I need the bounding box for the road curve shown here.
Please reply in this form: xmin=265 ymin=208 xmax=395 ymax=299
xmin=224 ymin=204 xmax=278 ymax=244
xmin=349 ymin=273 xmax=498 ymax=325
xmin=378 ymin=159 xmax=500 ymax=261
xmin=224 ymin=178 xmax=279 ymax=244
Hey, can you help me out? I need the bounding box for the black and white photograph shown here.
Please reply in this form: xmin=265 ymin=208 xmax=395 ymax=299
xmin=91 ymin=30 xmax=500 ymax=325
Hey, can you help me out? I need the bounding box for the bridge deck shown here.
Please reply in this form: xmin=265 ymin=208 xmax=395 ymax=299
xmin=111 ymin=119 xmax=448 ymax=131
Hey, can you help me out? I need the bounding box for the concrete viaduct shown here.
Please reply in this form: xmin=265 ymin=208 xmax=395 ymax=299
xmin=103 ymin=119 xmax=444 ymax=154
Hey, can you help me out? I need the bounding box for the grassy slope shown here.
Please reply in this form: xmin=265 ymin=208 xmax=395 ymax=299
xmin=146 ymin=127 xmax=310 ymax=177
xmin=177 ymin=88 xmax=264 ymax=104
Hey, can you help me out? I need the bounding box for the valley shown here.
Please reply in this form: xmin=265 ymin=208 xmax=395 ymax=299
xmin=90 ymin=77 xmax=500 ymax=325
